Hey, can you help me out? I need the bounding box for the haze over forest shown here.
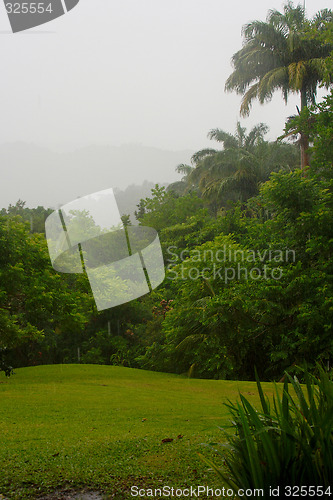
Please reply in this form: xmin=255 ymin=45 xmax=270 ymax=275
xmin=0 ymin=142 xmax=192 ymax=210
xmin=1 ymin=0 xmax=330 ymax=212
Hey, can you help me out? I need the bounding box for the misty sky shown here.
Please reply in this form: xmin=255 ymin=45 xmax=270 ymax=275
xmin=0 ymin=0 xmax=331 ymax=205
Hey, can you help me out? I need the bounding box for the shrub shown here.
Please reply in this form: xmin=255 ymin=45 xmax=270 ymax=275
xmin=81 ymin=347 xmax=104 ymax=364
xmin=200 ymin=366 xmax=333 ymax=495
xmin=0 ymin=348 xmax=13 ymax=377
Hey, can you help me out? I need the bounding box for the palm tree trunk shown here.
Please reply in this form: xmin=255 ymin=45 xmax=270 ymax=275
xmin=300 ymin=134 xmax=310 ymax=170
xmin=300 ymin=89 xmax=310 ymax=170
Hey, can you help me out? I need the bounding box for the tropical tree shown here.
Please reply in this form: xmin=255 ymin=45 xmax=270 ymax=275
xmin=179 ymin=122 xmax=298 ymax=208
xmin=225 ymin=2 xmax=333 ymax=168
xmin=283 ymin=89 xmax=333 ymax=176
xmin=0 ymin=214 xmax=92 ymax=369
xmin=166 ymin=164 xmax=196 ymax=196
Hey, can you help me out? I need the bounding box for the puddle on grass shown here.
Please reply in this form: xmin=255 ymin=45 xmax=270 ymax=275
xmin=39 ymin=491 xmax=103 ymax=499
xmin=69 ymin=494 xmax=103 ymax=500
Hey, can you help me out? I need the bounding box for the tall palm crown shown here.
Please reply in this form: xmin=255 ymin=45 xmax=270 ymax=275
xmin=183 ymin=123 xmax=299 ymax=207
xmin=225 ymin=2 xmax=333 ymax=117
xmin=189 ymin=123 xmax=268 ymax=203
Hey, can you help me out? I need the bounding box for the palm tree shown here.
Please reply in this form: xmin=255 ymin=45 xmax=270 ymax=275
xmin=166 ymin=164 xmax=195 ymax=196
xmin=184 ymin=122 xmax=299 ymax=208
xmin=225 ymin=2 xmax=333 ymax=168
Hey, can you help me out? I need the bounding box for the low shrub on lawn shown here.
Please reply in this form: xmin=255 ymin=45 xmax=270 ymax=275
xmin=200 ymin=366 xmax=333 ymax=494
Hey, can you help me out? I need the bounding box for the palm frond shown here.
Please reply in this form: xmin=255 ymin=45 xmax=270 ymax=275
xmin=240 ymin=83 xmax=260 ymax=117
xmin=191 ymin=149 xmax=217 ymax=165
xmin=175 ymin=334 xmax=206 ymax=352
xmin=208 ymin=129 xmax=238 ymax=149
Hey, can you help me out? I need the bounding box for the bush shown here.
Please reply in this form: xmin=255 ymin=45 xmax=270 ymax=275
xmin=81 ymin=347 xmax=104 ymax=365
xmin=0 ymin=348 xmax=13 ymax=377
xmin=200 ymin=366 xmax=333 ymax=496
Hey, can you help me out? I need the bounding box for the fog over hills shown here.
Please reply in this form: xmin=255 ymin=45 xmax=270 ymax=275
xmin=0 ymin=142 xmax=193 ymax=210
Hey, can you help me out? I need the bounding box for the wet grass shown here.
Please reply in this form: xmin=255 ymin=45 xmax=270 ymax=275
xmin=0 ymin=365 xmax=277 ymax=499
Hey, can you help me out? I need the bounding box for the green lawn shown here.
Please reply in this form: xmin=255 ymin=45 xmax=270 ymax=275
xmin=0 ymin=365 xmax=277 ymax=499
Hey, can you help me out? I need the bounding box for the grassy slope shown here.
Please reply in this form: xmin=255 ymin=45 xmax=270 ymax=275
xmin=0 ymin=365 xmax=277 ymax=499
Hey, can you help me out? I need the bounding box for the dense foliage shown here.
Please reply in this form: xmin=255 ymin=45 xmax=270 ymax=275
xmin=0 ymin=214 xmax=93 ymax=367
xmin=1 ymin=116 xmax=332 ymax=380
xmin=1 ymin=2 xmax=332 ymax=382
xmin=135 ymin=171 xmax=333 ymax=380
